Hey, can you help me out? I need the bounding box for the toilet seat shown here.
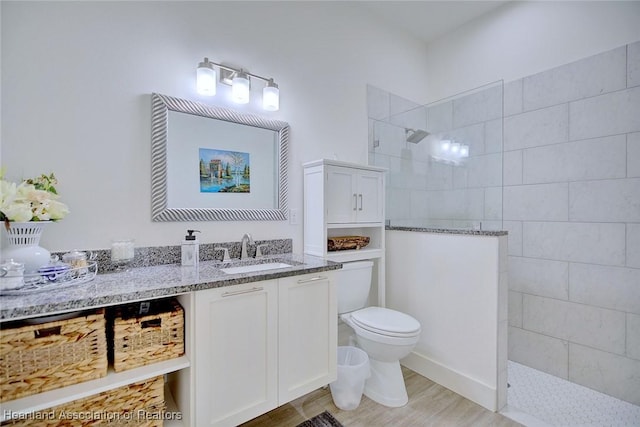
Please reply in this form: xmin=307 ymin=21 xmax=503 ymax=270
xmin=351 ymin=307 xmax=421 ymax=338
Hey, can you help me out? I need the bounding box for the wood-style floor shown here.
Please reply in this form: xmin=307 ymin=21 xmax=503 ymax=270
xmin=241 ymin=367 xmax=522 ymax=427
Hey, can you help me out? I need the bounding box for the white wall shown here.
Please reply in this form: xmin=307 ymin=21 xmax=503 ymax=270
xmin=1 ymin=1 xmax=430 ymax=252
xmin=386 ymin=230 xmax=508 ymax=411
xmin=424 ymin=1 xmax=640 ymax=101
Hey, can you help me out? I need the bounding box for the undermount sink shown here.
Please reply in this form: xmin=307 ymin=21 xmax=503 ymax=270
xmin=220 ymin=262 xmax=292 ymax=275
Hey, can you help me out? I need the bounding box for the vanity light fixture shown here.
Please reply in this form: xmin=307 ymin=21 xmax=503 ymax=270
xmin=196 ymin=57 xmax=280 ymax=111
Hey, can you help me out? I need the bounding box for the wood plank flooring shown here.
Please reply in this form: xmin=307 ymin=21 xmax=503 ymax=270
xmin=241 ymin=367 xmax=521 ymax=427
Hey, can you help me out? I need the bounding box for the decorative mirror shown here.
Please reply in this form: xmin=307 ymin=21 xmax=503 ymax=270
xmin=151 ymin=93 xmax=289 ymax=221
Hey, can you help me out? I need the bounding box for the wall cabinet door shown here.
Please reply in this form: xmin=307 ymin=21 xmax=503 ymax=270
xmin=326 ymin=166 xmax=383 ymax=224
xmin=326 ymin=166 xmax=358 ymax=223
xmin=278 ymin=273 xmax=337 ymax=403
xmin=194 ymin=281 xmax=278 ymax=427
xmin=356 ymin=170 xmax=384 ymax=223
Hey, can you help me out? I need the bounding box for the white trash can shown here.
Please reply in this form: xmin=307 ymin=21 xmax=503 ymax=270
xmin=329 ymin=346 xmax=371 ymax=410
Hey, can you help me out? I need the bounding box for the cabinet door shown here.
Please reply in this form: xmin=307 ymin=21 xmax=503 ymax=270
xmin=356 ymin=169 xmax=384 ymax=223
xmin=194 ymin=281 xmax=278 ymax=427
xmin=278 ymin=273 xmax=337 ymax=403
xmin=326 ymin=166 xmax=357 ymax=223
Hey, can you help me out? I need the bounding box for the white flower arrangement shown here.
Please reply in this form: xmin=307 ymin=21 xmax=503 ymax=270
xmin=0 ymin=172 xmax=70 ymax=223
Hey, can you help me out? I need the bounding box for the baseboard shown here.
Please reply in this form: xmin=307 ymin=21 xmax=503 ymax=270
xmin=402 ymin=351 xmax=498 ymax=411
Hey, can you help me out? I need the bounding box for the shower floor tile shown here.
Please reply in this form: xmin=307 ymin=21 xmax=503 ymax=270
xmin=502 ymin=361 xmax=640 ymax=427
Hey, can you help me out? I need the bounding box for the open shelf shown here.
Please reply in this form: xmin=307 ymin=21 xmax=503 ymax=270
xmin=326 ymin=248 xmax=383 ymax=262
xmin=1 ymin=356 xmax=190 ymax=422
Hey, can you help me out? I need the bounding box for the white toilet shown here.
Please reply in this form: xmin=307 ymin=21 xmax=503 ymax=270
xmin=336 ymin=260 xmax=421 ymax=407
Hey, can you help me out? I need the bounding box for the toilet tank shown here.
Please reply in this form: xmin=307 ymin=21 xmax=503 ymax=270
xmin=336 ymin=260 xmax=374 ymax=314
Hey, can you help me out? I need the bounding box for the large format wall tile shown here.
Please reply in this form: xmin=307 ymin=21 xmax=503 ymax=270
xmin=426 ymin=100 xmax=453 ymax=133
xmin=484 ymin=187 xmax=502 ymax=220
xmin=509 ymin=326 xmax=568 ymax=379
xmin=452 ymin=84 xmax=502 ymax=128
xmin=569 ymin=178 xmax=640 ymax=222
xmin=628 ymin=314 xmax=640 ymax=360
xmin=569 ymin=263 xmax=640 ymax=314
xmin=484 ymin=119 xmax=503 ymax=154
xmin=426 ymin=188 xmax=484 ymax=220
xmin=509 ymin=291 xmax=523 ymax=328
xmin=569 ymin=86 xmax=640 ymax=140
xmin=629 ymin=132 xmax=640 ymax=178
xmin=504 ymin=104 xmax=568 ymax=151
xmin=504 ymin=183 xmax=568 ymax=221
xmin=503 ymin=221 xmax=523 ymax=256
xmin=509 ymin=256 xmax=569 ymax=300
xmin=523 ymin=295 xmax=626 ymax=355
xmin=523 ymin=47 xmax=626 ymax=111
xmin=569 ymin=343 xmax=640 ymax=405
xmin=389 ymin=93 xmax=423 ymax=128
xmin=504 ymin=79 xmax=523 ymax=117
xmin=367 ymin=85 xmax=390 ymax=120
xmin=447 ymin=122 xmax=485 ymax=156
xmin=522 ymin=135 xmax=627 ymax=184
xmin=523 ymin=222 xmax=626 ymax=266
xmin=467 ymin=153 xmax=503 ymax=188
xmin=627 ymin=223 xmax=640 ymax=268
xmin=629 ymin=41 xmax=640 ymax=88
xmin=503 ymin=150 xmax=523 ymax=186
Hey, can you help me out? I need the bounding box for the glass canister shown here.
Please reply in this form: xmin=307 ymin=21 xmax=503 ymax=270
xmin=0 ymin=259 xmax=25 ymax=291
xmin=62 ymin=249 xmax=95 ymax=276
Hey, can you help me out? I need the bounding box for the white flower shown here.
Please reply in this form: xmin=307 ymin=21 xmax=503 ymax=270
xmin=0 ymin=173 xmax=69 ymax=222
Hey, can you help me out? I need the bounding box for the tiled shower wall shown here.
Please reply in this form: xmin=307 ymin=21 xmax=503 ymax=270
xmin=505 ymin=41 xmax=640 ymax=405
xmin=368 ymin=82 xmax=503 ymax=230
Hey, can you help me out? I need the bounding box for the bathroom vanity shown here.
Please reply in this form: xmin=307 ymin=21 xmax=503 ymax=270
xmin=0 ymin=254 xmax=340 ymax=427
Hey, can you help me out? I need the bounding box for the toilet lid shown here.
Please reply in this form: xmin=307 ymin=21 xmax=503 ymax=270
xmin=351 ymin=307 xmax=421 ymax=337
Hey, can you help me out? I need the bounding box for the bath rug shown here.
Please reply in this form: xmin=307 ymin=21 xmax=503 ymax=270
xmin=296 ymin=411 xmax=344 ymax=427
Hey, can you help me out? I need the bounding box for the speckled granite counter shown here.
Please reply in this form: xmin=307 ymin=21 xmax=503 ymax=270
xmin=386 ymin=225 xmax=508 ymax=236
xmin=0 ymin=254 xmax=341 ymax=322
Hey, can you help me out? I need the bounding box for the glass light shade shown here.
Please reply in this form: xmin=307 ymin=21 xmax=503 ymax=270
xmin=196 ymin=63 xmax=216 ymax=96
xmin=263 ymin=85 xmax=280 ymax=111
xmin=232 ymin=73 xmax=250 ymax=104
xmin=460 ymin=145 xmax=470 ymax=158
xmin=451 ymin=143 xmax=461 ymax=155
xmin=440 ymin=140 xmax=451 ymax=153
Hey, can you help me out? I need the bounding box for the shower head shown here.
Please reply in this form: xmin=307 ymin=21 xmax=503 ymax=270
xmin=405 ymin=128 xmax=430 ymax=144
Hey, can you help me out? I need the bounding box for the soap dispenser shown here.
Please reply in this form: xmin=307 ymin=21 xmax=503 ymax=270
xmin=181 ymin=230 xmax=201 ymax=267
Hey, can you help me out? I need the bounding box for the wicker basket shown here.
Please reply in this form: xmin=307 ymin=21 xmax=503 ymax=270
xmin=110 ymin=299 xmax=184 ymax=372
xmin=0 ymin=309 xmax=107 ymax=402
xmin=327 ymin=235 xmax=370 ymax=251
xmin=2 ymin=375 xmax=165 ymax=426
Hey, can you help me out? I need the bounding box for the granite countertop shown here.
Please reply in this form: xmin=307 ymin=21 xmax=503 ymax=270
xmin=386 ymin=225 xmax=508 ymax=236
xmin=0 ymin=254 xmax=341 ymax=322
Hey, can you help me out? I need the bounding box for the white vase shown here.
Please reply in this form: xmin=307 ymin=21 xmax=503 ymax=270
xmin=1 ymin=221 xmax=51 ymax=273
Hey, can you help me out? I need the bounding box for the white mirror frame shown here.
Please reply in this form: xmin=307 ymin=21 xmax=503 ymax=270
xmin=151 ymin=93 xmax=289 ymax=221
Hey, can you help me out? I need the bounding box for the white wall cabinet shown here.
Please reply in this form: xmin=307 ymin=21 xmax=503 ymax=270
xmin=304 ymin=159 xmax=386 ymax=305
xmin=325 ymin=166 xmax=383 ymax=224
xmin=194 ymin=273 xmax=336 ymax=427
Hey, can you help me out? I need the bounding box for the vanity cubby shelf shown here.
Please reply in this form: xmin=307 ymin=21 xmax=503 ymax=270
xmin=303 ymin=159 xmax=387 ymax=305
xmin=0 ymin=356 xmax=189 ymax=423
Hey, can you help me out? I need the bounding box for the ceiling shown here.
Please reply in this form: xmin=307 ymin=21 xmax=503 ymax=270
xmin=358 ymin=1 xmax=509 ymax=45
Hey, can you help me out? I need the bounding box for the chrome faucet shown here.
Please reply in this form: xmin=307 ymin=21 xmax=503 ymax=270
xmin=240 ymin=233 xmax=255 ymax=259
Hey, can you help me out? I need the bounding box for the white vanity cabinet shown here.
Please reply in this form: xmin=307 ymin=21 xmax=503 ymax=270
xmin=193 ymin=280 xmax=278 ymax=427
xmin=193 ymin=273 xmax=336 ymax=427
xmin=278 ymin=273 xmax=336 ymax=403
